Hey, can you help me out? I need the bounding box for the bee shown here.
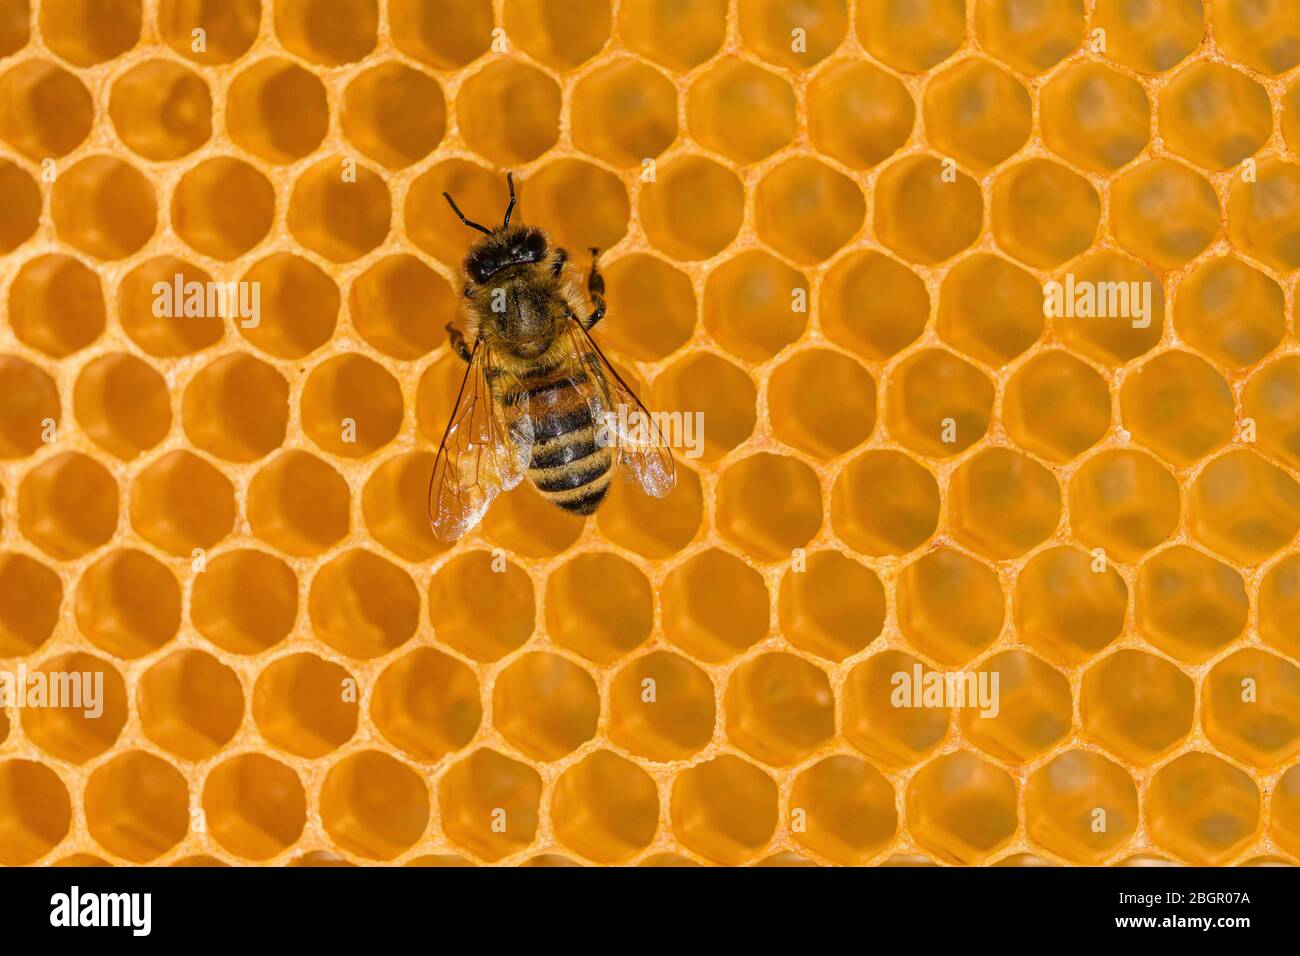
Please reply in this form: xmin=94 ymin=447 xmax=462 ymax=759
xmin=429 ymin=173 xmax=676 ymax=541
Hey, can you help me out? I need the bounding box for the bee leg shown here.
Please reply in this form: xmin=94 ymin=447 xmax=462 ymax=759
xmin=551 ymin=247 xmax=568 ymax=277
xmin=584 ymin=247 xmax=606 ymax=329
xmin=445 ymin=322 xmax=472 ymax=363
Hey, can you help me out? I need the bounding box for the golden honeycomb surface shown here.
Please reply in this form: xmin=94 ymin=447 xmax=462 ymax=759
xmin=0 ymin=0 xmax=1298 ymax=868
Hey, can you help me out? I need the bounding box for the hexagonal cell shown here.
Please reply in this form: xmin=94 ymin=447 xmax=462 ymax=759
xmin=51 ymin=155 xmax=156 ymax=261
xmin=670 ymin=755 xmax=778 ymax=865
xmin=192 ymin=549 xmax=297 ymax=655
xmin=571 ymin=58 xmax=675 ymax=168
xmin=769 ymin=350 xmax=876 ymax=459
xmin=252 ymin=653 xmax=358 ymax=758
xmin=662 ymin=548 xmax=769 ymax=662
xmin=716 ymin=453 xmax=823 ymax=562
xmin=309 ymin=550 xmax=418 ymax=660
xmin=182 ymin=353 xmax=287 ymax=465
xmin=641 ymin=155 xmax=744 ymax=261
xmin=341 ymin=62 xmax=445 ymax=170
xmin=1015 ymin=546 xmax=1127 ymax=665
xmin=618 ymin=0 xmax=726 ymax=70
xmin=225 ymin=57 xmax=328 ymax=165
xmin=975 ymin=0 xmax=1084 ymax=75
xmin=726 ymin=652 xmax=834 ymax=767
xmin=273 ymin=0 xmax=376 ymax=65
xmin=992 ymin=159 xmax=1100 ymax=269
xmin=389 ymin=0 xmax=492 ymax=68
xmin=1175 ymin=257 xmax=1283 ymax=370
xmin=937 ymin=254 xmax=1043 ymax=368
xmin=203 ymin=754 xmax=307 ymax=861
xmin=1051 ymin=251 xmax=1164 ymax=366
xmin=439 ymin=748 xmax=542 ymax=862
xmin=1111 ymin=159 xmax=1220 ymax=269
xmin=0 ymin=552 xmax=61 ymax=657
xmin=589 ymin=257 xmax=693 ymax=363
xmin=830 ymin=448 xmax=940 ymax=556
xmin=8 ymin=254 xmax=106 ymax=359
xmin=1003 ymin=351 xmax=1110 ymax=464
xmin=0 ymin=357 xmax=59 ymax=460
xmin=688 ymin=58 xmax=795 ymax=165
xmin=1213 ymin=0 xmax=1300 ymax=75
xmin=0 ymin=0 xmax=25 ymax=57
xmin=1147 ymin=752 xmax=1260 ymax=865
xmin=597 ymin=462 xmax=705 ymax=559
xmin=172 ymin=157 xmax=275 ymax=261
xmin=1159 ymin=61 xmax=1271 ymax=171
xmin=109 ymin=58 xmax=211 ymax=161
xmin=779 ymin=552 xmax=884 ymax=662
xmin=288 ymin=157 xmax=391 ymax=263
xmin=821 ymin=251 xmax=929 ymax=361
xmin=1204 ymin=649 xmax=1300 ymax=770
xmin=1249 ymin=358 xmax=1300 ymax=477
xmin=300 ymin=354 xmax=403 ymax=458
xmin=1082 ymin=649 xmax=1194 ymax=764
xmin=960 ymin=650 xmax=1073 ymax=762
xmin=856 ymin=0 xmax=966 ymax=72
xmin=0 ymin=160 xmax=38 ymax=254
xmin=159 ymin=0 xmax=260 ymax=64
xmin=428 ymin=551 xmax=535 ymax=662
xmin=1069 ymin=449 xmax=1180 ymax=564
xmin=515 ymin=160 xmax=631 ymax=259
xmin=494 ymin=653 xmax=599 ymax=762
xmin=1120 ymin=351 xmax=1233 ymax=468
xmin=482 ymin=481 xmax=585 ymax=559
xmin=84 ymin=751 xmax=189 ymax=863
xmin=118 ymin=256 xmax=224 ymax=357
xmin=17 ymin=452 xmax=118 ymax=560
xmin=239 ymin=253 xmax=340 ymax=360
xmin=75 ymin=548 xmax=181 ymax=659
xmin=0 ymin=760 xmax=71 ymax=865
xmin=1026 ymin=750 xmax=1138 ymax=864
xmin=874 ymin=154 xmax=983 ymax=265
xmin=755 ymin=157 xmax=865 ymax=264
xmin=1093 ymin=0 xmax=1203 ymax=73
xmin=844 ymin=650 xmax=951 ymax=767
xmin=503 ymin=0 xmax=610 ymax=69
xmin=1227 ymin=160 xmax=1300 ymax=273
xmin=924 ymin=58 xmax=1031 ymax=173
xmin=0 ymin=59 xmax=93 ymax=160
xmin=371 ymin=647 xmax=481 ymax=762
xmin=1261 ymin=555 xmax=1300 ymax=659
xmin=608 ymin=650 xmax=715 ymax=761
xmin=362 ymin=452 xmax=448 ymax=562
xmin=949 ymin=448 xmax=1061 ymax=561
xmin=20 ymin=652 xmax=128 ymax=764
xmin=350 ymin=255 xmax=451 ymax=361
xmin=320 ymin=750 xmax=429 ymax=860
xmin=885 ymin=348 xmax=993 ymax=458
xmin=247 ymin=451 xmax=350 ymax=557
xmin=807 ymin=60 xmax=913 ymax=169
xmin=1040 ymin=61 xmax=1151 ymax=173
xmin=456 ymin=60 xmax=559 ymax=165
xmin=738 ymin=0 xmax=847 ymax=69
xmin=552 ymin=750 xmax=659 ymax=864
xmin=139 ymin=649 xmax=244 ymax=761
xmin=1190 ymin=450 xmax=1300 ymax=565
xmin=546 ymin=552 xmax=652 ymax=664
xmin=789 ymin=756 xmax=896 ymax=865
xmin=650 ymin=351 xmax=755 ymax=460
xmin=702 ymin=250 xmax=807 ymax=363
xmin=40 ymin=0 xmax=141 ymax=66
xmin=897 ymin=547 xmax=1004 ymax=666
xmin=74 ymin=354 xmax=171 ymax=462
xmin=129 ymin=450 xmax=235 ymax=556
xmin=906 ymin=751 xmax=1018 ymax=864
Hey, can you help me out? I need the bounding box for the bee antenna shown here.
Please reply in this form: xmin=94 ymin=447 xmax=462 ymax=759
xmin=442 ymin=191 xmax=492 ymax=236
xmin=502 ymin=172 xmax=517 ymax=228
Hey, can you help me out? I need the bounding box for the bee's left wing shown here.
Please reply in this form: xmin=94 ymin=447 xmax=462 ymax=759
xmin=563 ymin=318 xmax=676 ymax=498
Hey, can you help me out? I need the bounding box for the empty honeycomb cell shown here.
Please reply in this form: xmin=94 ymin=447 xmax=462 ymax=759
xmin=85 ymin=750 xmax=189 ymax=863
xmin=959 ymin=650 xmax=1073 ymax=762
xmin=457 ymin=61 xmax=560 ymax=165
xmin=726 ymin=652 xmax=834 ymax=767
xmin=820 ymin=251 xmax=928 ymax=361
xmin=428 ymin=551 xmax=535 ymax=663
xmin=9 ymin=254 xmax=106 ymax=359
xmin=662 ymin=548 xmax=769 ymax=662
xmin=252 ymin=653 xmax=358 ymax=758
xmin=0 ymin=161 xmax=38 ymax=254
xmin=109 ymin=59 xmax=212 ymax=161
xmin=515 ymin=158 xmax=630 ymax=254
xmin=992 ymin=159 xmax=1100 ymax=269
xmin=75 ymin=548 xmax=181 ymax=659
xmin=1110 ymin=159 xmax=1220 ymax=269
xmin=924 ymin=58 xmax=1031 ymax=173
xmin=597 ymin=461 xmax=704 ymax=558
xmin=0 ymin=552 xmax=61 ymax=656
xmin=1015 ymin=546 xmax=1128 ymax=665
xmin=874 ymin=155 xmax=983 ymax=264
xmin=388 ymin=0 xmax=491 ymax=69
xmin=779 ymin=552 xmax=885 ymax=662
xmin=225 ymin=57 xmax=329 ymax=165
xmin=937 ymin=254 xmax=1043 ymax=368
xmin=0 ymin=0 xmax=27 ymax=57
xmin=1159 ymin=61 xmax=1271 ymax=171
xmin=1120 ymin=351 xmax=1233 ymax=468
xmin=949 ymin=448 xmax=1061 ymax=561
xmin=1081 ymin=648 xmax=1194 ymax=764
xmin=789 ymin=755 xmax=896 ymax=865
xmin=770 ymin=350 xmax=876 ymax=459
xmin=1039 ymin=61 xmax=1151 ymax=174
xmin=1146 ymin=752 xmax=1260 ymax=865
xmin=1068 ymin=449 xmax=1180 ymax=564
xmin=370 ymin=647 xmax=481 ymax=762
xmin=1003 ymin=351 xmax=1110 ymax=463
xmin=906 ymin=751 xmax=1017 ymax=865
xmin=608 ymin=650 xmax=715 ymax=761
xmin=1175 ymin=257 xmax=1283 ymax=370
xmin=482 ymin=482 xmax=586 ymax=559
xmin=17 ymin=452 xmax=117 ymax=559
xmin=239 ymin=253 xmax=339 ymax=359
xmin=807 ymin=59 xmax=914 ymax=169
xmin=0 ymin=760 xmax=70 ymax=866
xmin=1025 ymin=750 xmax=1138 ymax=864
xmin=406 ymin=159 xmax=511 ymax=268
xmin=362 ymin=452 xmax=446 ymax=562
xmin=571 ymin=58 xmax=676 ymax=168
xmin=320 ymin=750 xmax=429 ymax=860
xmin=1261 ymin=555 xmax=1300 ymax=658
xmin=494 ymin=653 xmax=599 ymax=762
xmin=599 ymin=254 xmax=695 ymax=362
xmin=1248 ymin=357 xmax=1300 ymax=475
xmin=551 ymin=750 xmax=659 ymax=864
xmin=856 ymin=0 xmax=966 ymax=72
xmin=702 ymin=251 xmax=806 ymax=363
xmin=301 ymin=354 xmax=403 ymax=458
xmin=309 ymin=550 xmax=418 ymax=660
xmin=117 ymin=256 xmax=224 ymax=357
xmin=1093 ymin=0 xmax=1203 ymax=73
xmin=74 ymin=354 xmax=171 ymax=462
xmin=350 ymin=255 xmax=452 ymax=361
xmin=830 ymin=448 xmax=939 ymax=556
xmin=546 ymin=553 xmax=652 ymax=664
xmin=1212 ymin=0 xmax=1300 ymax=74
xmin=50 ymin=155 xmax=156 ymax=261
xmin=273 ymin=0 xmax=376 ymax=66
xmin=191 ymin=549 xmax=298 ymax=655
xmin=182 ymin=353 xmax=287 ymax=463
xmin=0 ymin=356 xmax=58 ymax=459
xmin=755 ymin=157 xmax=865 ymax=264
xmin=172 ymin=157 xmax=275 ymax=261
xmin=885 ymin=348 xmax=993 ymax=458
xmin=341 ymin=63 xmax=445 ymax=170
xmin=975 ymin=0 xmax=1084 ymax=75
xmin=40 ymin=0 xmax=140 ymax=66
xmin=843 ymin=650 xmax=950 ymax=767
xmin=651 ymin=353 xmax=756 ymax=461
xmin=1204 ymin=649 xmax=1300 ymax=769
xmin=671 ymin=754 xmax=778 ymax=865
xmin=619 ymin=0 xmax=725 ymax=70
xmin=129 ymin=450 xmax=235 ymax=556
xmin=505 ymin=0 xmax=611 ymax=69
xmin=247 ymin=451 xmax=350 ymax=557
xmin=716 ymin=453 xmax=823 ymax=562
xmin=288 ymin=157 xmax=391 ymax=263
xmin=898 ymin=547 xmax=1005 ymax=666
xmin=203 ymin=754 xmax=306 ymax=861
xmin=688 ymin=58 xmax=795 ymax=165
xmin=739 ymin=0 xmax=847 ymax=69
xmin=440 ymin=748 xmax=542 ymax=861
xmin=1190 ymin=450 xmax=1300 ymax=565
xmin=1226 ymin=160 xmax=1300 ymax=273
xmin=0 ymin=59 xmax=92 ymax=160
xmin=139 ymin=650 xmax=244 ymax=761
xmin=1051 ymin=250 xmax=1164 ymax=366
xmin=20 ymin=651 xmax=128 ymax=764
xmin=641 ymin=156 xmax=744 ymax=261
xmin=158 ymin=0 xmax=260 ymax=64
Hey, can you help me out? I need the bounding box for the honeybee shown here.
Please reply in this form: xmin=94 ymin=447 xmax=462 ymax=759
xmin=429 ymin=173 xmax=676 ymax=541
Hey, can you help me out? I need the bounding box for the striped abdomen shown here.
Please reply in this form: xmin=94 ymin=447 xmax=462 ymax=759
xmin=508 ymin=368 xmax=612 ymax=515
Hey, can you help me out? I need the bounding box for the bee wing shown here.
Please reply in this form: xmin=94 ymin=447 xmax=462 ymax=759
xmin=564 ymin=318 xmax=676 ymax=498
xmin=428 ymin=339 xmax=534 ymax=541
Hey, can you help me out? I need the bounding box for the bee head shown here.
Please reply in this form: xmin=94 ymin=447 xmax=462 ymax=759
xmin=443 ymin=172 xmax=549 ymax=283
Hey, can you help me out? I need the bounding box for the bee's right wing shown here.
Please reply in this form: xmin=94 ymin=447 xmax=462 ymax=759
xmin=428 ymin=339 xmax=533 ymax=541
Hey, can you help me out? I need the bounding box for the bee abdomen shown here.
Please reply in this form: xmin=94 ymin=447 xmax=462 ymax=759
xmin=515 ymin=374 xmax=613 ymax=515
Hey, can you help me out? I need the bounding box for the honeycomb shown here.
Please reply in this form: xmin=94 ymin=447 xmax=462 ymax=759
xmin=1 ymin=0 xmax=1299 ymax=868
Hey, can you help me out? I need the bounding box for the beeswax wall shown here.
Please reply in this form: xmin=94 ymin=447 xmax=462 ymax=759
xmin=0 ymin=0 xmax=1299 ymax=867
